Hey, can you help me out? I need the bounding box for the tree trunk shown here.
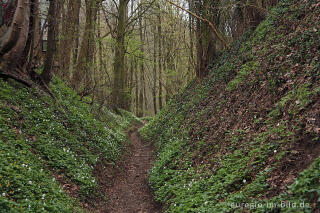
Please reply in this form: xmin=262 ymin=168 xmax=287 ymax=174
xmin=195 ymin=0 xmax=217 ymax=78
xmin=0 ymin=0 xmax=31 ymax=73
xmin=111 ymin=0 xmax=129 ymax=110
xmin=18 ymin=0 xmax=36 ymax=72
xmin=188 ymin=0 xmax=195 ymax=78
xmin=98 ymin=10 xmax=104 ymax=79
xmin=157 ymin=10 xmax=163 ymax=110
xmin=60 ymin=0 xmax=80 ymax=81
xmin=72 ymin=0 xmax=80 ymax=66
xmin=137 ymin=6 xmax=144 ymax=117
xmin=135 ymin=59 xmax=139 ymax=115
xmin=152 ymin=24 xmax=157 ymax=115
xmin=72 ymin=0 xmax=97 ymax=92
xmin=129 ymin=59 xmax=134 ymax=111
xmin=27 ymin=0 xmax=40 ymax=73
xmin=41 ymin=0 xmax=57 ymax=84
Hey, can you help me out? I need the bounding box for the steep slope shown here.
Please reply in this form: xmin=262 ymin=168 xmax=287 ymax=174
xmin=0 ymin=77 xmax=140 ymax=212
xmin=140 ymin=0 xmax=320 ymax=212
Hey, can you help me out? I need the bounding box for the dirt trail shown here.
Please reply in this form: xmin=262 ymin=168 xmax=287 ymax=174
xmin=99 ymin=125 xmax=162 ymax=213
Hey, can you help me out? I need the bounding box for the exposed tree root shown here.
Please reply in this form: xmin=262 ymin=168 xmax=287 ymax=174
xmin=0 ymin=69 xmax=32 ymax=87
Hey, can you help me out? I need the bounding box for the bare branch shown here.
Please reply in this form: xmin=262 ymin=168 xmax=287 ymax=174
xmin=165 ymin=0 xmax=230 ymax=49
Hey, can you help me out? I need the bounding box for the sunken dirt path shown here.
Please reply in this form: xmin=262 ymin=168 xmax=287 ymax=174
xmin=99 ymin=125 xmax=162 ymax=213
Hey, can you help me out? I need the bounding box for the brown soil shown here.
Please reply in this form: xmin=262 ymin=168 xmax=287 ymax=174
xmin=92 ymin=125 xmax=162 ymax=213
xmin=266 ymin=134 xmax=320 ymax=198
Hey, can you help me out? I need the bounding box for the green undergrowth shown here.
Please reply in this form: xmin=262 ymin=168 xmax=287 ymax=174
xmin=140 ymin=0 xmax=320 ymax=212
xmin=0 ymin=77 xmax=140 ymax=212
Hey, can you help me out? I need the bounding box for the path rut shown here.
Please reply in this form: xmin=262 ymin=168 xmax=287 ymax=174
xmin=99 ymin=125 xmax=162 ymax=213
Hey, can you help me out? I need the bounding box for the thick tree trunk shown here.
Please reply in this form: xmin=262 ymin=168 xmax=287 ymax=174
xmin=59 ymin=0 xmax=68 ymax=79
xmin=72 ymin=0 xmax=97 ymax=92
xmin=41 ymin=0 xmax=56 ymax=84
xmin=111 ymin=0 xmax=129 ymax=110
xmin=0 ymin=0 xmax=31 ymax=72
xmin=26 ymin=0 xmax=39 ymax=73
xmin=18 ymin=0 xmax=35 ymax=72
xmin=195 ymin=0 xmax=217 ymax=79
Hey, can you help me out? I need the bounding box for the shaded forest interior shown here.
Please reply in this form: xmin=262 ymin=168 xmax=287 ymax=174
xmin=0 ymin=0 xmax=277 ymax=117
xmin=1 ymin=0 xmax=320 ymax=212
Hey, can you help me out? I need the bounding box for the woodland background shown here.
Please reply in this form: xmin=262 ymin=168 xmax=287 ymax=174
xmin=0 ymin=0 xmax=278 ymax=116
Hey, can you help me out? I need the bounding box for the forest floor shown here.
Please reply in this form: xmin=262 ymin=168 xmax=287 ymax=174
xmin=93 ymin=124 xmax=162 ymax=213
